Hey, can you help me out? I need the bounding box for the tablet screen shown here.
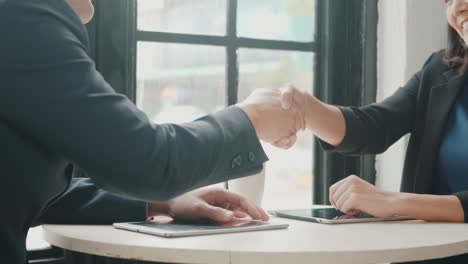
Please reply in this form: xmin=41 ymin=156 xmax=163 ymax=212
xmin=130 ymin=218 xmax=269 ymax=232
xmin=274 ymin=208 xmax=375 ymax=220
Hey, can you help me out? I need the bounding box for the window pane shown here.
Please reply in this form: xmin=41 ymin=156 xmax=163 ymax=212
xmin=137 ymin=42 xmax=226 ymax=189
xmin=238 ymin=49 xmax=314 ymax=210
xmin=137 ymin=0 xmax=227 ymax=36
xmin=238 ymin=0 xmax=316 ymax=42
xmin=137 ymin=42 xmax=226 ymax=124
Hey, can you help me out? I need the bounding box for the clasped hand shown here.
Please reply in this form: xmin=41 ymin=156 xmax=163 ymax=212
xmin=238 ymin=84 xmax=309 ymax=149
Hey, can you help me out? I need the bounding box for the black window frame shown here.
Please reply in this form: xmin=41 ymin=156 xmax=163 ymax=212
xmin=313 ymin=0 xmax=378 ymax=203
xmin=84 ymin=0 xmax=378 ymax=205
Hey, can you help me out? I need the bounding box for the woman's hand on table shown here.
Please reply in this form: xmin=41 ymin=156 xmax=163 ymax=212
xmin=329 ymin=175 xmax=399 ymax=218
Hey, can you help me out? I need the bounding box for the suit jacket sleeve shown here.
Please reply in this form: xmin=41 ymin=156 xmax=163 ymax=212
xmin=317 ymin=53 xmax=437 ymax=155
xmin=0 ymin=4 xmax=268 ymax=202
xmin=35 ymin=178 xmax=147 ymax=225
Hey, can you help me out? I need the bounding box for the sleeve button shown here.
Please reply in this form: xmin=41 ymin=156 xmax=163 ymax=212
xmin=248 ymin=152 xmax=256 ymax=162
xmin=231 ymin=154 xmax=242 ymax=168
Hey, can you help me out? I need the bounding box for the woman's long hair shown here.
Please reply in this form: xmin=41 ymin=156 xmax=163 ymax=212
xmin=444 ymin=1 xmax=468 ymax=74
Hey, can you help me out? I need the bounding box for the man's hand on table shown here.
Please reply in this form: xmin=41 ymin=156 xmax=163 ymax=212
xmin=148 ymin=188 xmax=269 ymax=223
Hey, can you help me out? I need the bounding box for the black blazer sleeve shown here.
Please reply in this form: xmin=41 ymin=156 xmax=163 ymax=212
xmin=0 ymin=4 xmax=268 ymax=202
xmin=318 ymin=74 xmax=420 ymax=155
xmin=454 ymin=192 xmax=468 ymax=223
xmin=34 ymin=178 xmax=147 ymax=225
xmin=318 ymin=53 xmax=436 ymax=155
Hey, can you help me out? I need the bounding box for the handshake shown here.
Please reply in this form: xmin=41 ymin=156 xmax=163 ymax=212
xmin=238 ymin=85 xmax=310 ymax=149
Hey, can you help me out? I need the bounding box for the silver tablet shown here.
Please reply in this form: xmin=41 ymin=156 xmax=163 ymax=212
xmin=114 ymin=218 xmax=289 ymax=238
xmin=269 ymin=208 xmax=414 ymax=224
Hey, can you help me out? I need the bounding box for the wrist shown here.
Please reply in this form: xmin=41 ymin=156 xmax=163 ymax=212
xmin=387 ymin=192 xmax=409 ymax=216
xmin=305 ymin=94 xmax=332 ymax=131
xmin=305 ymin=96 xmax=346 ymax=146
xmin=147 ymin=202 xmax=171 ymax=217
xmin=238 ymin=104 xmax=262 ymax=138
xmin=389 ymin=193 xmax=464 ymax=222
xmin=303 ymin=93 xmax=318 ymax=129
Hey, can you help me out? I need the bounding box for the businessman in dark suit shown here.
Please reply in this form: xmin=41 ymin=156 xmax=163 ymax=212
xmin=0 ymin=1 xmax=306 ymax=263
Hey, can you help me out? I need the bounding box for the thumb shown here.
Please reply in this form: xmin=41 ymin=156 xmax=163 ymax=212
xmin=273 ymin=137 xmax=292 ymax=149
xmin=280 ymin=87 xmax=293 ymax=109
xmin=199 ymin=204 xmax=235 ymax=223
xmin=284 ymin=134 xmax=297 ymax=149
xmin=464 ymin=23 xmax=468 ymax=47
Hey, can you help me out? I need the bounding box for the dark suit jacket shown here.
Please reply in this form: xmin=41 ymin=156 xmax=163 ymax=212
xmin=323 ymin=50 xmax=468 ymax=223
xmin=0 ymin=1 xmax=268 ymax=263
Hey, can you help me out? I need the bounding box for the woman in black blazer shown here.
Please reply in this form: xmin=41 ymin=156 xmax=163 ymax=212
xmin=280 ymin=0 xmax=468 ymax=223
xmin=278 ymin=0 xmax=468 ymax=262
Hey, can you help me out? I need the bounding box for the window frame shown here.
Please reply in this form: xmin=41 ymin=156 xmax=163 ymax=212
xmin=313 ymin=0 xmax=378 ymax=204
xmin=84 ymin=0 xmax=378 ymax=205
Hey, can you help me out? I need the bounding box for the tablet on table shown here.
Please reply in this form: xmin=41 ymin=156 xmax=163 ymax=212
xmin=114 ymin=217 xmax=289 ymax=238
xmin=269 ymin=208 xmax=413 ymax=224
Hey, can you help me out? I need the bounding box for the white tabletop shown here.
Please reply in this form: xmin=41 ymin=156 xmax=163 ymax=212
xmin=43 ymin=216 xmax=468 ymax=264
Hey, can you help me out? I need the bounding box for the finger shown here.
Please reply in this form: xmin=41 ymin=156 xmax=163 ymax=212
xmin=258 ymin=207 xmax=270 ymax=221
xmin=348 ymin=209 xmax=361 ymax=215
xmin=289 ymin=84 xmax=306 ymax=110
xmin=290 ymin=107 xmax=306 ymax=134
xmin=197 ymin=203 xmax=235 ymax=223
xmin=233 ymin=210 xmax=249 ymax=218
xmin=334 ymin=186 xmax=353 ymax=210
xmin=283 ymin=134 xmax=297 ymax=149
xmin=463 ymin=22 xmax=468 ymax=46
xmin=231 ymin=205 xmax=268 ymax=221
xmin=288 ymin=86 xmax=307 ymax=131
xmin=332 ymin=179 xmax=353 ymax=208
xmin=218 ymin=201 xmax=232 ymax=210
xmin=284 ymin=84 xmax=305 ymax=111
xmin=329 ymin=188 xmax=336 ymax=207
xmin=214 ymin=191 xmax=263 ymax=220
xmin=329 ymin=176 xmax=351 ymax=206
xmin=251 ymin=203 xmax=270 ymax=221
xmin=340 ymin=194 xmax=361 ymax=215
xmin=243 ymin=199 xmax=264 ymax=220
xmin=299 ymin=110 xmax=307 ymax=131
xmin=272 ymin=142 xmax=285 ymax=149
xmin=281 ymin=85 xmax=304 ymax=133
xmin=280 ymin=86 xmax=295 ymax=109
xmin=273 ymin=137 xmax=292 ymax=149
xmin=292 ymin=109 xmax=304 ymax=134
xmin=271 ymin=88 xmax=282 ymax=94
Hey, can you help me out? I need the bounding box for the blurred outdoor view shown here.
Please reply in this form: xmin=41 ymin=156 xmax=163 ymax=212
xmin=136 ymin=0 xmax=316 ymax=210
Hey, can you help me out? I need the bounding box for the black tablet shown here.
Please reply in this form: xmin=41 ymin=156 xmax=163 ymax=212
xmin=269 ymin=208 xmax=413 ymax=224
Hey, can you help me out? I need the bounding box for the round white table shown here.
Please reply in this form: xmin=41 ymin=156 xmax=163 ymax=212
xmin=43 ymin=218 xmax=468 ymax=264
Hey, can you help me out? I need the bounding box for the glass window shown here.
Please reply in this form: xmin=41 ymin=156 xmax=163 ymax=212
xmin=137 ymin=42 xmax=226 ymax=123
xmin=238 ymin=49 xmax=314 ymax=209
xmin=136 ymin=0 xmax=316 ymax=208
xmin=238 ymin=0 xmax=316 ymax=42
xmin=138 ymin=0 xmax=227 ymax=36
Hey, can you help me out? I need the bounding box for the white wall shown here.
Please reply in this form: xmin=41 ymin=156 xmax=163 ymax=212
xmin=375 ymin=0 xmax=446 ymax=191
